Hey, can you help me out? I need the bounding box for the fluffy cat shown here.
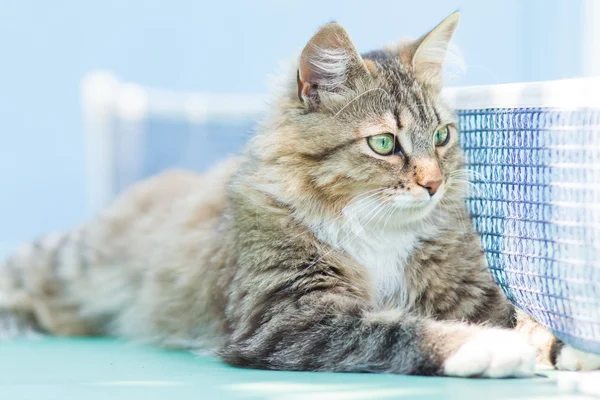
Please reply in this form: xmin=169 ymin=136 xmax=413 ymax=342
xmin=1 ymin=11 xmax=599 ymax=376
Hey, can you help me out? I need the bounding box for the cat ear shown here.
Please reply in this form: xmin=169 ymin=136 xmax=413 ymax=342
xmin=409 ymin=11 xmax=460 ymax=90
xmin=297 ymin=22 xmax=369 ymax=104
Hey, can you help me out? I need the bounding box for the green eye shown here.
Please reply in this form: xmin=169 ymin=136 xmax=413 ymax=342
xmin=367 ymin=133 xmax=396 ymax=156
xmin=434 ymin=126 xmax=450 ymax=147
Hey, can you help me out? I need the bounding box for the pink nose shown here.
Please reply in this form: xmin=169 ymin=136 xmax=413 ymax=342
xmin=418 ymin=179 xmax=442 ymax=196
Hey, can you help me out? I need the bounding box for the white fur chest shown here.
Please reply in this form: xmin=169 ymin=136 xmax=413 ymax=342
xmin=314 ymin=217 xmax=422 ymax=308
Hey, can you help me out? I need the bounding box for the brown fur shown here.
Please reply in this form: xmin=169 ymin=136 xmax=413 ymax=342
xmin=1 ymin=12 xmax=596 ymax=375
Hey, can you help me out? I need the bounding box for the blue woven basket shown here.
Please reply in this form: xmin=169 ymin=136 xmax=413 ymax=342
xmin=448 ymin=78 xmax=600 ymax=355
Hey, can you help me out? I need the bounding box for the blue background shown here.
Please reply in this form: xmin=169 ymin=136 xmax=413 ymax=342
xmin=0 ymin=0 xmax=587 ymax=246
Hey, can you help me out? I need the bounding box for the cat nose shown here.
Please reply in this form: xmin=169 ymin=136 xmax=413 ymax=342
xmin=418 ymin=178 xmax=442 ymax=196
xmin=414 ymin=158 xmax=443 ymax=196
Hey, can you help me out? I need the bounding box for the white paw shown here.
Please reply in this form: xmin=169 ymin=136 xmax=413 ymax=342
xmin=444 ymin=329 xmax=536 ymax=378
xmin=556 ymin=345 xmax=600 ymax=371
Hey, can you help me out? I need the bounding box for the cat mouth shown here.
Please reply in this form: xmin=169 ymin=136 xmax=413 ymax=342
xmin=392 ymin=194 xmax=431 ymax=208
xmin=390 ymin=184 xmax=446 ymax=210
xmin=391 ymin=192 xmax=444 ymax=216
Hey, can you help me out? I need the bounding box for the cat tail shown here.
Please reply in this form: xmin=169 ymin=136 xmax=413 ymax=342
xmin=516 ymin=309 xmax=600 ymax=371
xmin=0 ymin=229 xmax=102 ymax=338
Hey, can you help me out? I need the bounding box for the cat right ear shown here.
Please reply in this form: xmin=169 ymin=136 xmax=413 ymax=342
xmin=297 ymin=22 xmax=369 ymax=105
xmin=402 ymin=11 xmax=460 ymax=91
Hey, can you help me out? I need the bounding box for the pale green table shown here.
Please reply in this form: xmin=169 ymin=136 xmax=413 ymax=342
xmin=0 ymin=337 xmax=592 ymax=400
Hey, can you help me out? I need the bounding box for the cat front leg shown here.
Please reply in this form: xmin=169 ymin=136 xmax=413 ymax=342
xmin=443 ymin=328 xmax=536 ymax=377
xmin=221 ymin=291 xmax=536 ymax=377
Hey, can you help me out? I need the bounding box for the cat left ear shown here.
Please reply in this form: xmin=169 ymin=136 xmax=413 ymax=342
xmin=410 ymin=11 xmax=460 ymax=90
xmin=297 ymin=22 xmax=369 ymax=105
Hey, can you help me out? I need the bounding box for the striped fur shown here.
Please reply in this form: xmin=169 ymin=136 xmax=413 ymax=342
xmin=2 ymin=12 xmax=597 ymax=376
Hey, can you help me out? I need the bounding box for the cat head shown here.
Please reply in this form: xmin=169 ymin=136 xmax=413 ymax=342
xmin=254 ymin=12 xmax=466 ymax=230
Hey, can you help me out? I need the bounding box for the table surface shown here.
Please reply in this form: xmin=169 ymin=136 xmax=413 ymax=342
xmin=0 ymin=337 xmax=594 ymax=400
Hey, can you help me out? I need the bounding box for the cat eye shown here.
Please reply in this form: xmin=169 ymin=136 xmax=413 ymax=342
xmin=367 ymin=133 xmax=397 ymax=156
xmin=434 ymin=126 xmax=450 ymax=147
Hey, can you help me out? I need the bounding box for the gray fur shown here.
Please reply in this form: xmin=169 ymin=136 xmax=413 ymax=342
xmin=0 ymin=14 xmax=593 ymax=376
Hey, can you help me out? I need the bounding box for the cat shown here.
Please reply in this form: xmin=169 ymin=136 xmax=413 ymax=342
xmin=1 ymin=11 xmax=599 ymax=377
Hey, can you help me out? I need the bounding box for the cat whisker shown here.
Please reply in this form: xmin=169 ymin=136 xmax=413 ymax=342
xmin=305 ymin=198 xmax=389 ymax=270
xmin=294 ymin=193 xmax=385 ymax=252
xmin=443 ymin=197 xmax=468 ymax=234
xmin=447 ymin=179 xmax=476 ymax=197
xmin=362 ymin=200 xmax=392 ymax=230
xmin=379 ymin=203 xmax=398 ymax=233
xmin=452 ymin=168 xmax=490 ymax=191
xmin=381 ymin=203 xmax=398 ymax=232
xmin=288 ymin=189 xmax=387 ymax=241
xmin=329 ymin=190 xmax=387 ymax=226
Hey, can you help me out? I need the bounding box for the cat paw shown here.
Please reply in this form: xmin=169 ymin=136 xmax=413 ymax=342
xmin=555 ymin=345 xmax=600 ymax=371
xmin=444 ymin=329 xmax=536 ymax=378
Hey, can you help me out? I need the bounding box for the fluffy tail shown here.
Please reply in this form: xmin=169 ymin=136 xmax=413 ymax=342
xmin=0 ymin=230 xmax=95 ymax=338
xmin=516 ymin=310 xmax=600 ymax=371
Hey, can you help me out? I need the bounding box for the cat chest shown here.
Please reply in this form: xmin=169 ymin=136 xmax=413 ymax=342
xmin=313 ymin=222 xmax=422 ymax=307
xmin=346 ymin=235 xmax=420 ymax=307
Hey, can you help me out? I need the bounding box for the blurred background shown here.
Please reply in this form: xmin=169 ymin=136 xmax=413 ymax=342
xmin=0 ymin=0 xmax=598 ymax=251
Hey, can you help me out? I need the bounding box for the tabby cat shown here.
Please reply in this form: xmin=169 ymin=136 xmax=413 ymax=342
xmin=2 ymin=11 xmax=599 ymax=377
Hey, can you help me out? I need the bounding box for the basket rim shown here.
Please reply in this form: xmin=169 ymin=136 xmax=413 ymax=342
xmin=443 ymin=77 xmax=600 ymax=110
